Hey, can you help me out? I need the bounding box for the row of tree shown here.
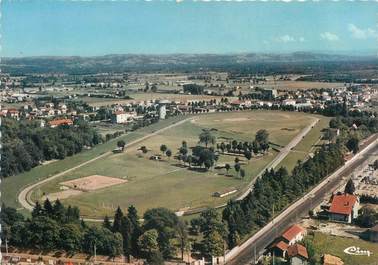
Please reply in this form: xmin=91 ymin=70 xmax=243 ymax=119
xmin=1 ymin=199 xmax=190 ymax=264
xmin=216 ymin=129 xmax=270 ymax=156
xmin=1 ymin=118 xmax=102 ymax=177
xmin=221 ymin=143 xmax=345 ymax=249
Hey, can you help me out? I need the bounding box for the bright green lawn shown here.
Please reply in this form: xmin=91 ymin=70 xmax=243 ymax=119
xmin=307 ymin=232 xmax=378 ymax=265
xmin=32 ymin=110 xmax=320 ymax=218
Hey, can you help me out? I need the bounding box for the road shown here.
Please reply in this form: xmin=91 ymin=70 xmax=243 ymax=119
xmin=18 ymin=117 xmax=193 ymax=212
xmin=226 ymin=134 xmax=378 ymax=265
xmin=237 ymin=118 xmax=319 ymax=200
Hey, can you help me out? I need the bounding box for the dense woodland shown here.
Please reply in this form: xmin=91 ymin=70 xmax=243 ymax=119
xmin=1 ymin=118 xmax=102 ymax=177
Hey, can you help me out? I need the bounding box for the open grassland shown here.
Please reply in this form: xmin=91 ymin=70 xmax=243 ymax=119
xmin=308 ymin=232 xmax=378 ymax=265
xmin=2 ymin=116 xmax=187 ymax=209
xmin=31 ymin=111 xmax=322 ymax=218
xmin=277 ymin=116 xmax=330 ymax=172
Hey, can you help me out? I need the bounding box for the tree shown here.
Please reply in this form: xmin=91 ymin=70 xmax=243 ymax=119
xmin=256 ymin=129 xmax=269 ymax=145
xmin=199 ymin=130 xmax=216 ymax=147
xmin=344 ymin=178 xmax=356 ymax=195
xmin=225 ymin=164 xmax=231 ymax=175
xmin=32 ymin=201 xmax=43 ymax=218
xmin=147 ymin=251 xmax=164 ymax=265
xmin=244 ymin=150 xmax=252 ymax=161
xmin=176 ymin=220 xmax=188 ymax=261
xmin=59 ymin=224 xmax=83 ymax=253
xmin=203 ymin=230 xmax=224 ymax=257
xmin=53 ymin=199 xmax=66 ymax=221
xmin=117 ymin=140 xmax=126 ymax=151
xmin=140 ymin=146 xmax=148 ymax=154
xmin=103 ymin=215 xmax=112 ymax=230
xmin=138 ymin=229 xmax=160 ymax=257
xmin=240 ymin=169 xmax=246 ymax=179
xmin=346 ymin=137 xmax=359 ymax=154
xmin=28 ymin=216 xmax=60 ymax=250
xmin=356 ymin=207 xmax=377 ymax=228
xmin=43 ymin=198 xmax=54 ymax=218
xmin=127 ymin=205 xmax=142 ymax=257
xmin=143 ymin=208 xmax=181 ymax=258
xmin=179 ymin=146 xmax=188 ymax=156
xmin=160 ymin=144 xmax=167 ymax=155
xmin=166 ymin=149 xmax=172 ymax=159
xmin=234 ymin=163 xmax=241 ymax=177
xmin=113 ymin=206 xmax=124 ymax=233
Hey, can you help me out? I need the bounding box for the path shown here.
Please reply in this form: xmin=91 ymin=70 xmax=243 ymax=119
xmin=18 ymin=117 xmax=193 ymax=212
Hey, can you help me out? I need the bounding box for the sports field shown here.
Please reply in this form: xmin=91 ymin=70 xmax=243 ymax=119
xmin=30 ymin=111 xmax=328 ymax=218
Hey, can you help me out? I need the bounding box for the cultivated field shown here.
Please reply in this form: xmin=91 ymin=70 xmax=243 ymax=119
xmin=30 ymin=111 xmax=328 ymax=218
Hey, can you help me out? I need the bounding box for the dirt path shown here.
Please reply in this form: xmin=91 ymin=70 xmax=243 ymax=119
xmin=18 ymin=117 xmax=193 ymax=212
xmin=236 ymin=117 xmax=319 ymax=200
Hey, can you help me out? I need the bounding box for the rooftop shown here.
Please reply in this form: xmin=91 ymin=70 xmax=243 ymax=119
xmin=329 ymin=193 xmax=358 ymax=215
xmin=282 ymin=224 xmax=305 ymax=242
xmin=287 ymin=243 xmax=308 ymax=260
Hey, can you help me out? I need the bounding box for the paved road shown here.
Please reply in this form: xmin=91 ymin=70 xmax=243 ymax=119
xmin=18 ymin=117 xmax=193 ymax=212
xmin=226 ymin=134 xmax=378 ymax=265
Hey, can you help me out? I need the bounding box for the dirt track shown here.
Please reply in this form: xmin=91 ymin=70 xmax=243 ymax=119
xmin=18 ymin=117 xmax=193 ymax=212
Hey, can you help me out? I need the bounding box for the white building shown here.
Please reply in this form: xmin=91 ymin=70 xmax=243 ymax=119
xmin=159 ymin=105 xmax=166 ymax=120
xmin=111 ymin=111 xmax=137 ymax=124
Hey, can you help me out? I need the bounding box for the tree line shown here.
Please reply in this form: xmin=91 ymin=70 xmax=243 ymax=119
xmin=1 ymin=200 xmax=189 ymax=265
xmin=1 ymin=118 xmax=102 ymax=177
xmin=221 ymin=143 xmax=345 ymax=249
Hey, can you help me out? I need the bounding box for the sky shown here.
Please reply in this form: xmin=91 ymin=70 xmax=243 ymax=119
xmin=2 ymin=1 xmax=378 ymax=57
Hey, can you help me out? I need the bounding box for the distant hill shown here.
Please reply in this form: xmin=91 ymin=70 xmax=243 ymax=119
xmin=2 ymin=52 xmax=377 ymax=75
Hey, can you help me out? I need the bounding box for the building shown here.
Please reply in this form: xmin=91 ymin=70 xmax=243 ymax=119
xmin=48 ymin=118 xmax=73 ymax=128
xmin=111 ymin=111 xmax=136 ymax=124
xmin=329 ymin=193 xmax=360 ymax=223
xmin=368 ymin=224 xmax=378 ymax=242
xmin=262 ymin=88 xmax=278 ymax=99
xmin=286 ymin=243 xmax=308 ymax=265
xmin=159 ymin=105 xmax=166 ymax=120
xmin=281 ymin=224 xmax=306 ymax=245
xmin=271 ymin=225 xmax=306 ymax=258
xmin=322 ymin=254 xmax=344 ymax=265
xmin=213 ymin=188 xmax=237 ymax=198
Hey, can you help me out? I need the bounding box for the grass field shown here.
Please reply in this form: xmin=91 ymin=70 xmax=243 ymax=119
xmin=2 ymin=115 xmax=187 ymax=209
xmin=29 ymin=111 xmax=326 ymax=218
xmin=277 ymin=116 xmax=330 ymax=172
xmin=307 ymin=232 xmax=378 ymax=265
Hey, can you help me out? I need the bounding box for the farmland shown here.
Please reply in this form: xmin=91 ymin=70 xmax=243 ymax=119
xmin=29 ymin=110 xmax=329 ymax=218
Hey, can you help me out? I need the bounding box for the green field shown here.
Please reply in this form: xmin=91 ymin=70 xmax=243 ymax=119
xmin=277 ymin=116 xmax=330 ymax=172
xmin=29 ymin=111 xmax=326 ymax=218
xmin=307 ymin=232 xmax=378 ymax=265
xmin=2 ymin=116 xmax=187 ymax=209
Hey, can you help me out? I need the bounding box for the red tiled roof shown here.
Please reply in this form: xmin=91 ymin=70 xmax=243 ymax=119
xmin=282 ymin=224 xmax=305 ymax=242
xmin=272 ymin=241 xmax=289 ymax=251
xmin=49 ymin=119 xmax=73 ymax=126
xmin=287 ymin=243 xmax=308 ymax=259
xmin=329 ymin=194 xmax=357 ymax=215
